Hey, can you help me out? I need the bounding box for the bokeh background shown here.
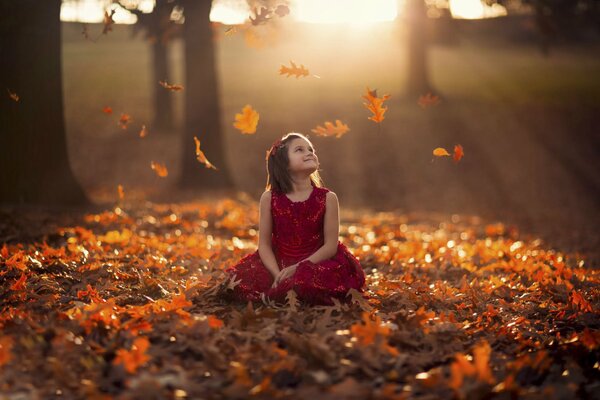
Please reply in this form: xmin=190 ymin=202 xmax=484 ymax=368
xmin=6 ymin=0 xmax=600 ymax=256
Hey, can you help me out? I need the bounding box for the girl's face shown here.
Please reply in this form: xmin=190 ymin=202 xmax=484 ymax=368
xmin=286 ymin=137 xmax=319 ymax=175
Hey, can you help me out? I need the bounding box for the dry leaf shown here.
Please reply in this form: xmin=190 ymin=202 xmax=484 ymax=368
xmin=103 ymin=9 xmax=115 ymax=35
xmin=193 ymin=136 xmax=218 ymax=170
xmin=279 ymin=61 xmax=309 ymax=78
xmin=7 ymin=89 xmax=19 ymax=102
xmin=102 ymin=106 xmax=112 ymax=114
xmin=150 ymin=161 xmax=168 ymax=177
xmin=453 ymin=144 xmax=464 ymax=163
xmin=159 ymin=80 xmax=184 ymax=92
xmin=433 ymin=147 xmax=450 ymax=157
xmin=118 ymin=113 xmax=131 ymax=130
xmin=418 ymin=93 xmax=440 ymax=108
xmin=233 ymin=105 xmax=259 ymax=134
xmin=139 ymin=125 xmax=148 ymax=138
xmin=362 ymin=87 xmax=391 ymax=123
xmin=311 ymin=120 xmax=350 ymax=138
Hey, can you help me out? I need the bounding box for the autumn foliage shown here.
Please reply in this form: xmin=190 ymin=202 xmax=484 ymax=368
xmin=0 ymin=198 xmax=598 ymax=398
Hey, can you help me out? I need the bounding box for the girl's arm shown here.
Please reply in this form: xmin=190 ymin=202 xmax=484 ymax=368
xmin=257 ymin=191 xmax=280 ymax=277
xmin=301 ymin=191 xmax=340 ymax=264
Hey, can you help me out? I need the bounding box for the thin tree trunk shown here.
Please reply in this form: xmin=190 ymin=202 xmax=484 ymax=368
xmin=0 ymin=0 xmax=88 ymax=205
xmin=405 ymin=0 xmax=433 ymax=98
xmin=152 ymin=37 xmax=174 ymax=130
xmin=179 ymin=0 xmax=233 ymax=189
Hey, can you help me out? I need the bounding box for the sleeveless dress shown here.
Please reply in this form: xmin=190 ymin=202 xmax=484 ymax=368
xmin=223 ymin=184 xmax=366 ymax=306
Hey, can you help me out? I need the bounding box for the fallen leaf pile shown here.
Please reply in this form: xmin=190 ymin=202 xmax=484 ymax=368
xmin=0 ymin=199 xmax=598 ymax=398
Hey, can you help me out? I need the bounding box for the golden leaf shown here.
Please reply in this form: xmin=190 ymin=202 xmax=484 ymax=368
xmin=233 ymin=105 xmax=259 ymax=134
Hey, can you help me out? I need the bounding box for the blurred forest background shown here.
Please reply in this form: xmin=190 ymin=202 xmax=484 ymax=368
xmin=2 ymin=0 xmax=599 ymax=258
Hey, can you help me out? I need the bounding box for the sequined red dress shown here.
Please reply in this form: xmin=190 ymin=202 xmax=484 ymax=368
xmin=224 ymin=184 xmax=366 ymax=306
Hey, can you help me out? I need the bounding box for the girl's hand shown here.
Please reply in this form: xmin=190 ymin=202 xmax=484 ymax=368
xmin=271 ymin=263 xmax=298 ymax=288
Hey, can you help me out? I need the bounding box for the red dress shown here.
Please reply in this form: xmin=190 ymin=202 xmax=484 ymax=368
xmin=224 ymin=184 xmax=366 ymax=306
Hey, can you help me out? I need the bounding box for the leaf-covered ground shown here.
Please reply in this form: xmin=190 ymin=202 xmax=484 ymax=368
xmin=0 ymin=196 xmax=598 ymax=399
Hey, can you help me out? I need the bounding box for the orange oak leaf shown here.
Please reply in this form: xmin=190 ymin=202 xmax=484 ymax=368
xmin=102 ymin=106 xmax=113 ymax=114
xmin=118 ymin=113 xmax=131 ymax=130
xmin=311 ymin=120 xmax=350 ymax=138
xmin=250 ymin=7 xmax=271 ymax=25
xmin=139 ymin=125 xmax=148 ymax=138
xmin=158 ymin=80 xmax=184 ymax=92
xmin=193 ymin=136 xmax=218 ymax=170
xmin=7 ymin=89 xmax=19 ymax=102
xmin=433 ymin=147 xmax=450 ymax=157
xmin=453 ymin=144 xmax=464 ymax=163
xmin=279 ymin=61 xmax=309 ymax=78
xmin=233 ymin=105 xmax=259 ymax=134
xmin=418 ymin=92 xmax=440 ymax=108
xmin=362 ymin=87 xmax=391 ymax=123
xmin=113 ymin=337 xmax=151 ymax=374
xmin=150 ymin=161 xmax=168 ymax=177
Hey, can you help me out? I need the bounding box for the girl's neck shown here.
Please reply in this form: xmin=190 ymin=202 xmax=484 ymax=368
xmin=289 ymin=176 xmax=313 ymax=193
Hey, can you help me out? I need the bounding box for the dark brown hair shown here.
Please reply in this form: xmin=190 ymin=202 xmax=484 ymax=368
xmin=265 ymin=132 xmax=323 ymax=193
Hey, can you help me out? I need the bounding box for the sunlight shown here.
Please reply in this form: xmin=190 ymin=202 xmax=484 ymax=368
xmin=60 ymin=0 xmax=154 ymax=24
xmin=209 ymin=0 xmax=250 ymax=25
xmin=294 ymin=0 xmax=398 ymax=24
xmin=448 ymin=0 xmax=507 ymax=19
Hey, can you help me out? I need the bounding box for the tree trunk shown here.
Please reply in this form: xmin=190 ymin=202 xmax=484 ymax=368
xmin=405 ymin=0 xmax=434 ymax=98
xmin=179 ymin=0 xmax=234 ymax=189
xmin=151 ymin=0 xmax=175 ymax=131
xmin=152 ymin=38 xmax=175 ymax=130
xmin=0 ymin=0 xmax=88 ymax=206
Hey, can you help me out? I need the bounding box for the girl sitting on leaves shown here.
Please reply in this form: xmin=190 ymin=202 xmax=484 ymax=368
xmin=221 ymin=132 xmax=366 ymax=306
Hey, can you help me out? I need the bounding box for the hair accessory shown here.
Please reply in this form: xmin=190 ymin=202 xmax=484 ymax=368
xmin=268 ymin=138 xmax=284 ymax=157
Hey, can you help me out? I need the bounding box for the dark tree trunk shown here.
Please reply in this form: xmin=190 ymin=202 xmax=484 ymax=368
xmin=405 ymin=0 xmax=434 ymax=98
xmin=151 ymin=0 xmax=174 ymax=131
xmin=179 ymin=0 xmax=234 ymax=189
xmin=152 ymin=38 xmax=174 ymax=130
xmin=0 ymin=0 xmax=88 ymax=206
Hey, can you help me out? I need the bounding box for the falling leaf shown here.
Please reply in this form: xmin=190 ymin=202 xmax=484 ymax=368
xmin=279 ymin=60 xmax=310 ymax=78
xmin=139 ymin=125 xmax=148 ymax=138
xmin=102 ymin=9 xmax=115 ymax=35
xmin=118 ymin=113 xmax=131 ymax=130
xmin=433 ymin=147 xmax=450 ymax=157
xmin=418 ymin=93 xmax=440 ymax=108
xmin=102 ymin=106 xmax=113 ymax=114
xmin=7 ymin=89 xmax=19 ymax=102
xmin=362 ymin=87 xmax=391 ymax=123
xmin=453 ymin=144 xmax=464 ymax=163
xmin=151 ymin=161 xmax=168 ymax=177
xmin=250 ymin=7 xmax=271 ymax=25
xmin=117 ymin=184 xmax=125 ymax=201
xmin=311 ymin=120 xmax=350 ymax=138
xmin=113 ymin=336 xmax=151 ymax=374
xmin=274 ymin=4 xmax=290 ymax=17
xmin=233 ymin=105 xmax=259 ymax=134
xmin=159 ymin=80 xmax=184 ymax=92
xmin=193 ymin=136 xmax=218 ymax=170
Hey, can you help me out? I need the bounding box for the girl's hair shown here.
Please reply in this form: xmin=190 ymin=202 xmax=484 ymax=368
xmin=265 ymin=132 xmax=323 ymax=193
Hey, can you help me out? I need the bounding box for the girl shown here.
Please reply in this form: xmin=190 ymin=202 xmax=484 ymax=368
xmin=222 ymin=132 xmax=366 ymax=306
